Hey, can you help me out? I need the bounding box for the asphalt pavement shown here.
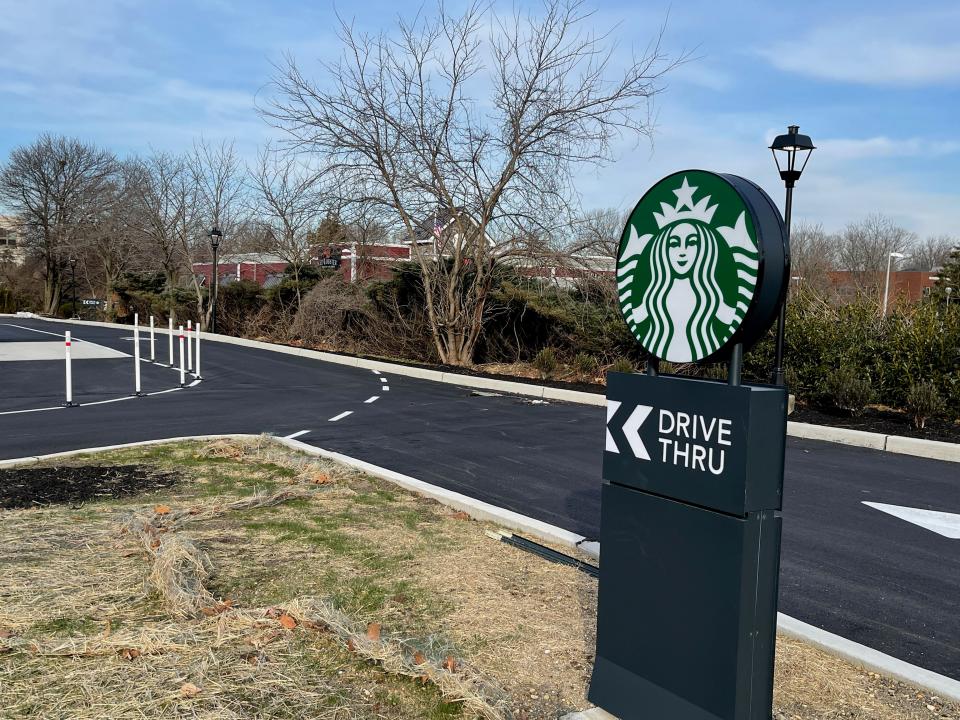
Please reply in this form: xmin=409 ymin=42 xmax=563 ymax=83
xmin=1 ymin=318 xmax=957 ymax=680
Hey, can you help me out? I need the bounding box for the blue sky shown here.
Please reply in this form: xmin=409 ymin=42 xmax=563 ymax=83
xmin=0 ymin=0 xmax=957 ymax=237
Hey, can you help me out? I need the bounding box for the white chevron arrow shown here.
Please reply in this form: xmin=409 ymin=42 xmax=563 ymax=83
xmin=623 ymin=404 xmax=653 ymax=460
xmin=863 ymin=502 xmax=960 ymax=539
xmin=606 ymin=401 xmax=621 ymax=453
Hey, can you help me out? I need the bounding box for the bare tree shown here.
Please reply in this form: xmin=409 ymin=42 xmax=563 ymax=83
xmin=189 ymin=139 xmax=249 ymax=327
xmin=0 ymin=135 xmax=116 ymax=313
xmin=568 ymin=208 xmax=625 ymax=258
xmin=246 ymin=146 xmax=325 ymax=305
xmin=266 ymin=0 xmax=678 ymax=365
xmin=905 ymin=234 xmax=956 ymax=272
xmin=789 ymin=221 xmax=839 ymax=297
xmin=123 ymin=152 xmax=196 ymax=319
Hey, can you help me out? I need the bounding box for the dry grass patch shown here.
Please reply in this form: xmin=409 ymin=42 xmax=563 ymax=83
xmin=0 ymin=438 xmax=956 ymax=720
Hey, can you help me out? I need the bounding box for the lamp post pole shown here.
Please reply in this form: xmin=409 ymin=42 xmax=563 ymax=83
xmin=208 ymin=226 xmax=222 ymax=333
xmin=769 ymin=125 xmax=815 ymax=387
xmin=882 ymin=251 xmax=907 ymax=318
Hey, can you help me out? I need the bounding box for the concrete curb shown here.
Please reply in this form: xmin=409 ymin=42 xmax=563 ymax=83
xmin=1 ymin=433 xmax=957 ymax=702
xmin=5 ymin=314 xmax=956 ymax=462
xmin=777 ymin=613 xmax=960 ymax=703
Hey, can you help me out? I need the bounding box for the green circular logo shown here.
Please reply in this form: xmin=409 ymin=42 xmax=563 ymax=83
xmin=618 ymin=171 xmax=765 ymax=363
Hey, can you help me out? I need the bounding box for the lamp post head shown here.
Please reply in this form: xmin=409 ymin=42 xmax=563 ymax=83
xmin=890 ymin=252 xmax=907 ymax=259
xmin=208 ymin=226 xmax=222 ymax=251
xmin=770 ymin=125 xmax=815 ymax=188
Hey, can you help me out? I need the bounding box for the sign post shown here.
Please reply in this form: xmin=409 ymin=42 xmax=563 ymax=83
xmin=589 ymin=171 xmax=789 ymax=720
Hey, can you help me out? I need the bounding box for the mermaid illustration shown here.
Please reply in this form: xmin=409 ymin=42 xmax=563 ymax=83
xmin=617 ymin=176 xmax=759 ymax=362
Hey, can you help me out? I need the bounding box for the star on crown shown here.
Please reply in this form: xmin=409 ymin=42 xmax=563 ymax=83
xmin=653 ymin=176 xmax=718 ymax=229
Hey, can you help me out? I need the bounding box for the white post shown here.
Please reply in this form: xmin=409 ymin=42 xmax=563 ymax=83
xmin=149 ymin=315 xmax=156 ymax=361
xmin=179 ymin=325 xmax=186 ymax=387
xmin=187 ymin=319 xmax=193 ymax=372
xmin=882 ymin=254 xmax=893 ymax=318
xmin=194 ymin=323 xmax=201 ymax=379
xmin=133 ymin=313 xmax=142 ymax=395
xmin=168 ymin=317 xmax=174 ymax=366
xmin=64 ymin=331 xmax=74 ymax=406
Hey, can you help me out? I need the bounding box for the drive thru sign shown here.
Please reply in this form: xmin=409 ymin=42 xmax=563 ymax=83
xmin=588 ymin=171 xmax=788 ymax=720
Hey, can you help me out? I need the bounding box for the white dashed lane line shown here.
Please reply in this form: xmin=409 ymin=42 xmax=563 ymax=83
xmin=365 ymin=396 xmax=380 ymax=404
xmin=284 ymin=429 xmax=311 ymax=439
xmin=328 ymin=411 xmax=353 ymax=422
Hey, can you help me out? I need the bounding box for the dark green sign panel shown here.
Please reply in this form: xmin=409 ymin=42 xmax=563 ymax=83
xmin=590 ymin=372 xmax=787 ymax=720
xmin=617 ymin=171 xmax=787 ymax=362
xmin=604 ymin=372 xmax=786 ymax=516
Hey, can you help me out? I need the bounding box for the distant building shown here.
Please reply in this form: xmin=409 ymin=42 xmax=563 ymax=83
xmin=825 ymin=270 xmax=938 ymax=305
xmin=0 ymin=216 xmax=26 ymax=265
xmin=192 ymin=253 xmax=290 ymax=289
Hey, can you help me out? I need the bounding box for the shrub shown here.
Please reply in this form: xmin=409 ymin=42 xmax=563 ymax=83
xmin=533 ymin=347 xmax=559 ymax=379
xmin=609 ymin=357 xmax=634 ymax=374
xmin=573 ymin=352 xmax=597 ymax=376
xmin=906 ymin=381 xmax=945 ymax=429
xmin=823 ymin=365 xmax=877 ymax=416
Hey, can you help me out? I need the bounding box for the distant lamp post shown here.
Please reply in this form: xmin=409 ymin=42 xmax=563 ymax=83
xmin=69 ymin=257 xmax=78 ymax=318
xmin=208 ymin=226 xmax=223 ymax=333
xmin=769 ymin=125 xmax=815 ymax=386
xmin=882 ymin=251 xmax=908 ymax=318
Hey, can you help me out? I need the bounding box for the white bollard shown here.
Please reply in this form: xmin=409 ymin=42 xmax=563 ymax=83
xmin=187 ymin=320 xmax=193 ymax=371
xmin=149 ymin=315 xmax=156 ymax=361
xmin=133 ymin=314 xmax=143 ymax=396
xmin=194 ymin=323 xmax=201 ymax=379
xmin=168 ymin=317 xmax=174 ymax=366
xmin=179 ymin=325 xmax=186 ymax=387
xmin=64 ymin=331 xmax=75 ymax=407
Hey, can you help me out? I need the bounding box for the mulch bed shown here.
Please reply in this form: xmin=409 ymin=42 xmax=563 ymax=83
xmin=791 ymin=405 xmax=960 ymax=444
xmin=0 ymin=465 xmax=179 ymax=510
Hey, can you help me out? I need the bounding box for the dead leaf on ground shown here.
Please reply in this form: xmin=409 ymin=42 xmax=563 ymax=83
xmin=154 ymin=505 xmax=171 ymax=515
xmin=450 ymin=511 xmax=470 ymax=520
xmin=443 ymin=656 xmax=457 ymax=672
xmin=0 ymin=628 xmax=13 ymax=639
xmin=279 ymin=614 xmax=297 ymax=630
xmin=414 ymin=651 xmax=427 ymax=665
xmin=118 ymin=648 xmax=141 ymax=661
xmin=180 ymin=682 xmax=201 ymax=698
xmin=366 ymin=623 xmax=381 ymax=641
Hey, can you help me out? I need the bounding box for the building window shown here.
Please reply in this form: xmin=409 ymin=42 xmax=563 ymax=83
xmin=0 ymin=228 xmax=15 ymax=246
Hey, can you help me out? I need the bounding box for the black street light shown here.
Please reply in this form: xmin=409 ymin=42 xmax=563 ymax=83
xmin=69 ymin=257 xmax=78 ymax=319
xmin=769 ymin=125 xmax=815 ymax=387
xmin=208 ymin=226 xmax=222 ymax=333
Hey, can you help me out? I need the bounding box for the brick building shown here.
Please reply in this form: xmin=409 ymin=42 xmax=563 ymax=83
xmin=192 ymin=253 xmax=290 ymax=288
xmin=825 ymin=270 xmax=938 ymax=305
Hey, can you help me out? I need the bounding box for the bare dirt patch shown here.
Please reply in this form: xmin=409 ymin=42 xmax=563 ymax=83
xmin=0 ymin=439 xmax=956 ymax=720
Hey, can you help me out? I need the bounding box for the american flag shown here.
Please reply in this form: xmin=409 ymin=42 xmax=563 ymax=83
xmin=433 ymin=213 xmax=443 ymax=238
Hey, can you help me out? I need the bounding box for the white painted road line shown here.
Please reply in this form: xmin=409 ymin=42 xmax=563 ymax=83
xmin=328 ymin=411 xmax=353 ymax=422
xmin=380 ymin=377 xmax=388 ymax=383
xmin=382 ymin=386 xmax=389 ymax=391
xmin=364 ymin=396 xmax=380 ymax=404
xmin=863 ymin=502 xmax=960 ymax=539
xmin=284 ymin=429 xmax=311 ymax=439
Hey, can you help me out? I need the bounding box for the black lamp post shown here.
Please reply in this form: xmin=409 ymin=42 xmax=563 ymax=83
xmin=769 ymin=125 xmax=815 ymax=386
xmin=208 ymin=226 xmax=222 ymax=333
xmin=69 ymin=257 xmax=78 ymax=318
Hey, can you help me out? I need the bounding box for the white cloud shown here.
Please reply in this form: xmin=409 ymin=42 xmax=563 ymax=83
xmin=758 ymin=15 xmax=960 ymax=87
xmin=578 ymin=107 xmax=960 ymax=238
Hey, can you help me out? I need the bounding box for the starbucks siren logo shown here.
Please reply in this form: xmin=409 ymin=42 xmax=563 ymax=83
xmin=618 ymin=172 xmax=761 ymax=362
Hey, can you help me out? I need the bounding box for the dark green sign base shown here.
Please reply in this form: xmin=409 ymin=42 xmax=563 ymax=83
xmin=588 ymin=482 xmax=781 ymax=720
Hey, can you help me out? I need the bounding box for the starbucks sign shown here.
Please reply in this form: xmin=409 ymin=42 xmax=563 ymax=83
xmin=618 ymin=170 xmax=788 ymax=362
